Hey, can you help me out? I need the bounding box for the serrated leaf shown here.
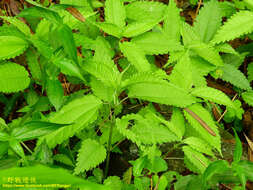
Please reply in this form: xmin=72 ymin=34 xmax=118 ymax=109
xmin=163 ymin=0 xmax=181 ymax=41
xmin=191 ymin=87 xmax=234 ymax=108
xmin=181 ymin=23 xmax=201 ymax=46
xmin=123 ymin=19 xmax=163 ymax=38
xmin=54 ymin=24 xmax=78 ymax=63
xmin=125 ymin=1 xmax=166 ymax=21
xmin=169 ymin=52 xmax=193 ymax=90
xmin=221 ymin=63 xmax=251 ymax=90
xmin=0 ymin=16 xmax=31 ymax=36
xmin=93 ymin=22 xmax=123 ymax=38
xmin=171 ymin=108 xmax=185 ymax=139
xmin=0 ymin=36 xmax=28 ymax=60
xmin=119 ymin=42 xmax=151 ymax=72
xmin=247 ymin=62 xmax=253 ymax=82
xmin=43 ymin=95 xmax=102 ymax=148
xmin=83 ymin=60 xmax=120 ymax=88
xmin=242 ymin=91 xmax=253 ymax=106
xmin=193 ymin=0 xmax=222 ymax=43
xmin=190 ymin=42 xmax=223 ymax=66
xmin=183 ymin=137 xmax=214 ymax=157
xmin=46 ymin=78 xmax=64 ymax=111
xmin=132 ymin=31 xmax=183 ymax=55
xmin=26 ymin=48 xmax=42 ymax=83
xmin=0 ymin=62 xmax=30 ymax=93
xmin=212 ymin=11 xmax=253 ymax=44
xmin=74 ymin=139 xmax=106 ymax=174
xmin=183 ymin=103 xmax=221 ymax=153
xmin=116 ymin=113 xmax=178 ymax=146
xmin=127 ymin=80 xmax=196 ymax=107
xmin=53 ymin=154 xmax=74 ymax=167
xmin=105 ymin=0 xmax=126 ymax=28
xmin=53 ymin=57 xmax=85 ymax=82
xmin=183 ymin=145 xmax=210 ymax=174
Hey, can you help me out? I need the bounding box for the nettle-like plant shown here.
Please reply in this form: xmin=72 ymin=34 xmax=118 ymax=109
xmin=0 ymin=0 xmax=253 ymax=189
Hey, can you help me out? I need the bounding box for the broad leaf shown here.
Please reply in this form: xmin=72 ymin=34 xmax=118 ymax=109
xmin=0 ymin=36 xmax=28 ymax=60
xmin=212 ymin=11 xmax=253 ymax=44
xmin=43 ymin=95 xmax=102 ymax=148
xmin=74 ymin=139 xmax=106 ymax=174
xmin=0 ymin=62 xmax=30 ymax=93
xmin=119 ymin=42 xmax=151 ymax=72
xmin=242 ymin=91 xmax=253 ymax=106
xmin=163 ymin=0 xmax=181 ymax=41
xmin=11 ymin=121 xmax=67 ymax=141
xmin=46 ymin=78 xmax=64 ymax=111
xmin=105 ymin=0 xmax=126 ymax=28
xmin=191 ymin=87 xmax=234 ymax=108
xmin=193 ymin=0 xmax=222 ymax=42
xmin=127 ymin=80 xmax=196 ymax=107
xmin=0 ymin=16 xmax=31 ymax=36
xmin=132 ymin=31 xmax=183 ymax=55
xmin=221 ymin=64 xmax=251 ymax=90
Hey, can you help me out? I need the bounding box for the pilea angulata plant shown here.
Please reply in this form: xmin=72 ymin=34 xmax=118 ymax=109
xmin=0 ymin=0 xmax=252 ymax=189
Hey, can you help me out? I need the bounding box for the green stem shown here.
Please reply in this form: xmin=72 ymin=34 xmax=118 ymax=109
xmin=104 ymin=109 xmax=115 ymax=178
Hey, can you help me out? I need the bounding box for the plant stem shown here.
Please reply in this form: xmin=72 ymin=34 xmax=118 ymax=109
xmin=104 ymin=108 xmax=115 ymax=178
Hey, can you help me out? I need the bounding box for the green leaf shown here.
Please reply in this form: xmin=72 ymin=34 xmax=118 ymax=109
xmin=221 ymin=63 xmax=251 ymax=90
xmin=0 ymin=164 xmax=110 ymax=190
xmin=242 ymin=91 xmax=253 ymax=106
xmin=93 ymin=22 xmax=123 ymax=38
xmin=248 ymin=62 xmax=253 ymax=82
xmin=125 ymin=1 xmax=166 ymax=21
xmin=233 ymin=128 xmax=242 ymax=162
xmin=0 ymin=62 xmax=30 ymax=93
xmin=19 ymin=4 xmax=62 ymax=24
xmin=53 ymin=154 xmax=74 ymax=167
xmin=9 ymin=139 xmax=25 ymax=159
xmin=74 ymin=139 xmax=106 ymax=174
xmin=54 ymin=24 xmax=78 ymax=63
xmin=171 ymin=108 xmax=185 ymax=140
xmin=169 ymin=52 xmax=193 ymax=90
xmin=123 ymin=19 xmax=163 ymax=38
xmin=193 ymin=0 xmax=222 ymax=43
xmin=104 ymin=176 xmax=123 ymax=190
xmin=202 ymin=160 xmax=230 ymax=189
xmin=105 ymin=0 xmax=126 ymax=28
xmin=116 ymin=113 xmax=178 ymax=146
xmin=189 ymin=42 xmax=223 ymax=66
xmin=119 ymin=42 xmax=151 ymax=72
xmin=83 ymin=60 xmax=120 ymax=88
xmin=191 ymin=87 xmax=234 ymax=108
xmin=52 ymin=57 xmax=85 ymax=82
xmin=183 ymin=137 xmax=214 ymax=157
xmin=181 ymin=23 xmax=201 ymax=46
xmin=163 ymin=0 xmax=181 ymax=41
xmin=93 ymin=36 xmax=114 ymax=64
xmin=11 ymin=121 xmax=67 ymax=141
xmin=183 ymin=103 xmax=221 ymax=153
xmin=0 ymin=16 xmax=31 ymax=36
xmin=43 ymin=95 xmax=102 ymax=148
xmin=26 ymin=48 xmax=42 ymax=83
xmin=127 ymin=79 xmax=196 ymax=107
xmin=132 ymin=31 xmax=183 ymax=55
xmin=0 ymin=36 xmax=28 ymax=60
xmin=212 ymin=11 xmax=253 ymax=44
xmin=183 ymin=145 xmax=210 ymax=174
xmin=0 ymin=132 xmax=10 ymax=141
xmin=46 ymin=78 xmax=64 ymax=111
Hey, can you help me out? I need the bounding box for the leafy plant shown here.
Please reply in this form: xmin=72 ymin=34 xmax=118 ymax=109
xmin=0 ymin=0 xmax=252 ymax=189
